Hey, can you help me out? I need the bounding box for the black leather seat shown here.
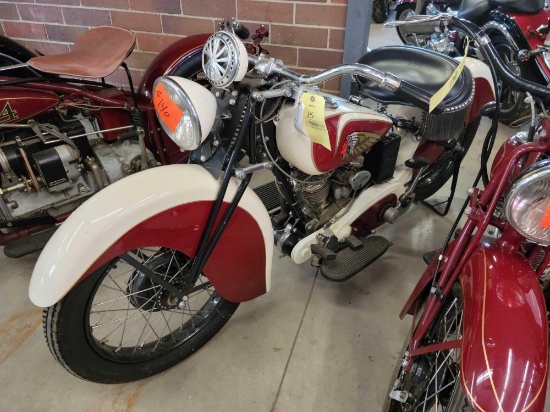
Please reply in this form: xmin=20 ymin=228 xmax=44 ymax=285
xmin=457 ymin=0 xmax=491 ymax=25
xmin=358 ymin=46 xmax=473 ymax=110
xmin=491 ymin=0 xmax=545 ymax=14
xmin=458 ymin=0 xmax=544 ymax=25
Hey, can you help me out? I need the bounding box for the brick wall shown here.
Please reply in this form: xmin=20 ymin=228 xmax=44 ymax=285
xmin=0 ymin=0 xmax=348 ymax=92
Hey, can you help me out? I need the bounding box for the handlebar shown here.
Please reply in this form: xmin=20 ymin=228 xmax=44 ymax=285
xmin=449 ymin=18 xmax=550 ymax=104
xmin=247 ymin=55 xmax=445 ymax=113
xmin=246 ymin=15 xmax=550 ymax=112
xmin=386 ymin=14 xmax=550 ymax=104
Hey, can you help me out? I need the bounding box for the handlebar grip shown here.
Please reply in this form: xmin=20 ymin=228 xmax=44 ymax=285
xmin=394 ymin=80 xmax=445 ymax=114
xmin=235 ymin=24 xmax=250 ymax=40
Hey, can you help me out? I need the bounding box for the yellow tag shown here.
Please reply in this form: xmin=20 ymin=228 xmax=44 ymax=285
xmin=301 ymin=92 xmax=331 ymax=151
xmin=429 ymin=38 xmax=469 ymax=113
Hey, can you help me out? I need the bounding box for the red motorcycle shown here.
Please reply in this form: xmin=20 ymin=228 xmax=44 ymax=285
xmin=393 ymin=0 xmax=550 ymax=125
xmin=0 ymin=20 xmax=265 ymax=258
xmin=385 ymin=16 xmax=550 ymax=411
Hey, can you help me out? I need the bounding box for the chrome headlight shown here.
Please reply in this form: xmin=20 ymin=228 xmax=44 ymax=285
xmin=504 ymin=159 xmax=550 ymax=245
xmin=153 ymin=76 xmax=216 ymax=150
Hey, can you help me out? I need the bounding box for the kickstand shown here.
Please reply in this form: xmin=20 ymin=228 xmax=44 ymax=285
xmin=420 ymin=154 xmax=461 ymax=217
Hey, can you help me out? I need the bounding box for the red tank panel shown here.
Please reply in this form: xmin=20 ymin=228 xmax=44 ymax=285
xmin=312 ymin=114 xmax=392 ymax=173
xmin=0 ymin=87 xmax=59 ymax=124
xmin=79 ymin=201 xmax=267 ymax=303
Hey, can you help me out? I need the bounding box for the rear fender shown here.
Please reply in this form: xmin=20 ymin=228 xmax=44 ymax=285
xmin=460 ymin=240 xmax=548 ymax=411
xmin=0 ymin=34 xmax=42 ymax=77
xmin=461 ymin=57 xmax=496 ymax=122
xmin=29 ymin=164 xmax=273 ymax=307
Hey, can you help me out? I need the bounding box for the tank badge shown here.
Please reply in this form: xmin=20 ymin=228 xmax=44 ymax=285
xmin=0 ymin=102 xmax=18 ymax=124
xmin=341 ymin=132 xmax=379 ymax=162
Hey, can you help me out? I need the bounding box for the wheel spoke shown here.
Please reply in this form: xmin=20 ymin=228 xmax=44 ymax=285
xmin=155 ymin=310 xmax=175 ymax=350
xmin=93 ymin=287 xmax=162 ymax=330
xmin=389 ymin=289 xmax=463 ymax=411
xmin=133 ymin=299 xmax=161 ymax=354
xmin=92 ymin=284 xmax=160 ymax=307
xmin=83 ymin=246 xmax=229 ymax=365
xmin=140 ymin=309 xmax=165 ymax=349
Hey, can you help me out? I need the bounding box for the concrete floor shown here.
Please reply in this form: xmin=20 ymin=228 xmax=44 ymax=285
xmin=1 ymin=16 xmax=549 ymax=412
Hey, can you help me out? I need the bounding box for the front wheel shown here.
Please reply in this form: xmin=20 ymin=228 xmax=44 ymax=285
xmin=384 ymin=285 xmax=472 ymax=411
xmin=43 ymin=247 xmax=239 ymax=383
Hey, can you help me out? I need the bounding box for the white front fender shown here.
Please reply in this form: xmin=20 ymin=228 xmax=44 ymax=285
xmin=29 ymin=164 xmax=273 ymax=307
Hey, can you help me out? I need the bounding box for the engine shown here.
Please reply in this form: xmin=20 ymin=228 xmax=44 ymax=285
xmin=0 ymin=109 xmax=156 ymax=224
xmin=292 ymin=156 xmax=371 ymax=235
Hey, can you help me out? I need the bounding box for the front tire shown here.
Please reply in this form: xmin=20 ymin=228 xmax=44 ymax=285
xmin=384 ymin=285 xmax=472 ymax=411
xmin=43 ymin=247 xmax=239 ymax=383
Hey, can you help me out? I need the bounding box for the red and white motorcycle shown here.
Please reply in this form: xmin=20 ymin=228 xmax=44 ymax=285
xmin=28 ymin=20 xmax=494 ymax=383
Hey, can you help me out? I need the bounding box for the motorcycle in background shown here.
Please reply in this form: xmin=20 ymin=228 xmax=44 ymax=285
xmin=27 ymin=18 xmax=494 ymax=383
xmin=372 ymin=0 xmax=395 ymax=23
xmin=385 ymin=16 xmax=550 ymax=411
xmin=392 ymin=0 xmax=550 ymax=125
xmin=0 ymin=21 xmax=267 ymax=258
xmin=394 ymin=0 xmax=460 ymax=35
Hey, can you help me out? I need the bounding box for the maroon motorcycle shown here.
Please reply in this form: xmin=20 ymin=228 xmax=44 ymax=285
xmin=394 ymin=0 xmax=550 ymax=125
xmin=385 ymin=17 xmax=550 ymax=411
xmin=0 ymin=20 xmax=266 ymax=258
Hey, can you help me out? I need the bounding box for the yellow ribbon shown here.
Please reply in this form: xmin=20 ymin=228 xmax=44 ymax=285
xmin=429 ymin=38 xmax=470 ymax=113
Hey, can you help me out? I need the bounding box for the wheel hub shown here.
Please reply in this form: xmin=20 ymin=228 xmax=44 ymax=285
xmin=126 ymin=250 xmax=192 ymax=312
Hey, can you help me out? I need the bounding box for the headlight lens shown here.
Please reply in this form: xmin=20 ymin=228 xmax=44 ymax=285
xmin=153 ymin=77 xmax=201 ymax=150
xmin=504 ymin=159 xmax=550 ymax=245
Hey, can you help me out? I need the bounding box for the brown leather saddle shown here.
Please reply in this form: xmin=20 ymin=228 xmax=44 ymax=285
xmin=27 ymin=26 xmax=136 ymax=78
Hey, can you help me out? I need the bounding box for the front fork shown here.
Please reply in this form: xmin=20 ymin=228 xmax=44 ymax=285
xmin=398 ymin=140 xmax=550 ymax=409
xmin=186 ymin=95 xmax=257 ymax=292
xmin=407 ymin=135 xmax=550 ymax=357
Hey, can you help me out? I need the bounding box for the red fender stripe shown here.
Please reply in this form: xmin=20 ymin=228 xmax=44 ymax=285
xmin=81 ymin=201 xmax=267 ymax=303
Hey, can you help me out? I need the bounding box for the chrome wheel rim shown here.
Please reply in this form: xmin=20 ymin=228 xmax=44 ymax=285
xmin=86 ymin=247 xmax=218 ymax=362
xmin=392 ymin=294 xmax=464 ymax=411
